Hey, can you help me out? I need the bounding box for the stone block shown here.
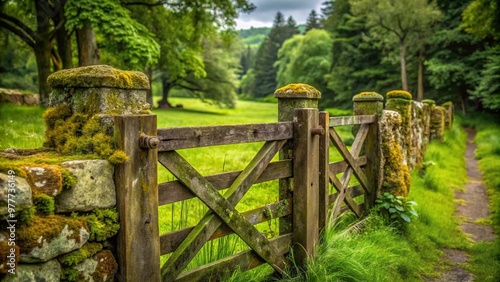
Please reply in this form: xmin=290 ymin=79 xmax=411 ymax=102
xmin=74 ymin=250 xmax=118 ymax=282
xmin=24 ymin=165 xmax=63 ymax=196
xmin=0 ymin=173 xmax=33 ymax=215
xmin=57 ymin=160 xmax=115 ymax=213
xmin=3 ymin=259 xmax=61 ymax=281
xmin=18 ymin=215 xmax=89 ymax=263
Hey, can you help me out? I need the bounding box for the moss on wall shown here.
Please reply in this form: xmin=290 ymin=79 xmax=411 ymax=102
xmin=58 ymin=242 xmax=103 ymax=267
xmin=380 ymin=111 xmax=411 ymax=197
xmin=17 ymin=215 xmax=88 ymax=251
xmin=81 ymin=208 xmax=119 ymax=242
xmin=33 ymin=191 xmax=55 ymax=215
xmin=42 ymin=104 xmax=128 ymax=164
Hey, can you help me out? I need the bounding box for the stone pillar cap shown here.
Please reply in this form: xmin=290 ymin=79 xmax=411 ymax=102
xmin=353 ymin=92 xmax=384 ymax=102
xmin=422 ymin=99 xmax=436 ymax=105
xmin=48 ymin=65 xmax=150 ymax=90
xmin=274 ymin=83 xmax=321 ymax=99
xmin=386 ymin=90 xmax=412 ymax=100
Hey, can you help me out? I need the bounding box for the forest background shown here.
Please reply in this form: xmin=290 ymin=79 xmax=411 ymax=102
xmin=0 ymin=0 xmax=499 ymax=113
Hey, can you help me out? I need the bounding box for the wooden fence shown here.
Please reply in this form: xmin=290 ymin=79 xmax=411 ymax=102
xmin=113 ymin=86 xmax=381 ymax=281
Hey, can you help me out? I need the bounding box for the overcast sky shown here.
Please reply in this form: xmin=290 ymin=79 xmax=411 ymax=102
xmin=235 ymin=0 xmax=324 ymax=29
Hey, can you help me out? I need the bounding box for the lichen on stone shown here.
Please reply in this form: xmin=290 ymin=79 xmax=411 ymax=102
xmin=422 ymin=99 xmax=435 ymax=106
xmin=353 ymin=92 xmax=384 ymax=102
xmin=17 ymin=215 xmax=88 ymax=252
xmin=47 ymin=65 xmax=149 ymax=90
xmin=274 ymin=83 xmax=321 ymax=99
xmin=387 ymin=90 xmax=412 ymax=100
xmin=380 ymin=110 xmax=411 ymax=197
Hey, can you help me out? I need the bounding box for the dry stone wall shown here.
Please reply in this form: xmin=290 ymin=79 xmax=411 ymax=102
xmin=0 ymin=65 xmax=150 ymax=281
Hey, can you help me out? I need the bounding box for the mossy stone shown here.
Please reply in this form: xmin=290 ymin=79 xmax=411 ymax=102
xmin=353 ymin=92 xmax=384 ymax=102
xmin=47 ymin=65 xmax=149 ymax=90
xmin=422 ymin=99 xmax=436 ymax=106
xmin=274 ymin=83 xmax=321 ymax=99
xmin=387 ymin=90 xmax=412 ymax=100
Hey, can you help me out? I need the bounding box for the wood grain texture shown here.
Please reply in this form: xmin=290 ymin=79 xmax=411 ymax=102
xmin=292 ymin=108 xmax=320 ymax=266
xmin=114 ymin=115 xmax=160 ymax=282
xmin=329 ymin=115 xmax=376 ymax=126
xmin=158 ymin=160 xmax=292 ymax=205
xmin=157 ymin=122 xmax=292 ymax=151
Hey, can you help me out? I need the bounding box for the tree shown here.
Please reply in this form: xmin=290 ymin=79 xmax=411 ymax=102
xmin=0 ymin=0 xmax=60 ymax=105
xmin=425 ymin=0 xmax=490 ymax=111
xmin=460 ymin=0 xmax=500 ymax=111
xmin=125 ymin=0 xmax=255 ymax=108
xmin=0 ymin=0 xmax=161 ymax=106
xmin=251 ymin=12 xmax=298 ymax=98
xmin=305 ymin=10 xmax=321 ymax=32
xmin=462 ymin=0 xmax=500 ymax=40
xmin=321 ymin=0 xmax=399 ymax=108
xmin=276 ymin=29 xmax=333 ymax=108
xmin=169 ymin=36 xmax=242 ymax=108
xmin=350 ymin=0 xmax=441 ymax=98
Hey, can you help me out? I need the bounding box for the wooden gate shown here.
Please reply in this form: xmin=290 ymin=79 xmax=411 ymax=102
xmin=318 ymin=113 xmax=380 ymax=229
xmin=113 ymin=108 xmax=380 ymax=281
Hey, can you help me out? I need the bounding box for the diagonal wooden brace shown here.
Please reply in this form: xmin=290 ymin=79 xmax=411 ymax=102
xmin=160 ymin=140 xmax=287 ymax=281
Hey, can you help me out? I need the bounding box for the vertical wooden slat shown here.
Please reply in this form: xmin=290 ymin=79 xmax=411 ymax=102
xmin=114 ymin=115 xmax=160 ymax=282
xmin=318 ymin=111 xmax=330 ymax=232
xmin=293 ymin=108 xmax=320 ymax=266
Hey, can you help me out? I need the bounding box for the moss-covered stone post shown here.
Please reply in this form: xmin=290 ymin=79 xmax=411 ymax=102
xmin=352 ymin=92 xmax=383 ymax=207
xmin=421 ymin=100 xmax=432 ymax=155
xmin=430 ymin=105 xmax=446 ymax=142
xmin=442 ymin=101 xmax=454 ymax=130
xmin=410 ymin=101 xmax=425 ymax=169
xmin=274 ymin=84 xmax=321 ymax=236
xmin=385 ymin=90 xmax=413 ymax=167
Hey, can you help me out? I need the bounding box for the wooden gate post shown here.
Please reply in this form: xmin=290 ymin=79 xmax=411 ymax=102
xmin=114 ymin=115 xmax=160 ymax=281
xmin=353 ymin=92 xmax=384 ymax=207
xmin=293 ymin=108 xmax=321 ymax=266
xmin=274 ymin=84 xmax=321 ymax=235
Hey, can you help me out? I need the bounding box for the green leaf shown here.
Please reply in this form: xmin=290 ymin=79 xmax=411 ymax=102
xmin=400 ymin=213 xmax=411 ymax=222
xmin=389 ymin=207 xmax=397 ymax=213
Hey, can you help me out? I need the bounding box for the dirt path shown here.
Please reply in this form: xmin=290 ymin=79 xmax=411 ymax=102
xmin=427 ymin=129 xmax=496 ymax=282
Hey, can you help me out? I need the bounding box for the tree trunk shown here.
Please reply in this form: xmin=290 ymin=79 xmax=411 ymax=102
xmin=55 ymin=19 xmax=72 ymax=69
xmin=77 ymin=21 xmax=99 ymax=66
xmin=417 ymin=46 xmax=425 ymax=101
xmin=399 ymin=40 xmax=408 ymax=91
xmin=35 ymin=0 xmax=53 ymax=107
xmin=158 ymin=78 xmax=174 ymax=109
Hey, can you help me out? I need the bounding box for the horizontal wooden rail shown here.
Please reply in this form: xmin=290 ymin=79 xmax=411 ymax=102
xmin=160 ymin=198 xmax=292 ymax=255
xmin=158 ymin=160 xmax=292 ymax=205
xmin=157 ymin=122 xmax=293 ymax=151
xmin=329 ymin=115 xmax=376 ymax=127
xmin=329 ymin=156 xmax=367 ymax=175
xmin=175 ymin=234 xmax=292 ymax=282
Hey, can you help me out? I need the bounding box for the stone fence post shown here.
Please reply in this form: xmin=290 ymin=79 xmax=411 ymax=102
xmin=385 ymin=90 xmax=413 ymax=167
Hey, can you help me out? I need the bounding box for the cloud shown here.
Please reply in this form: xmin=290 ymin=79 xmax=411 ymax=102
xmin=236 ymin=0 xmax=323 ymax=29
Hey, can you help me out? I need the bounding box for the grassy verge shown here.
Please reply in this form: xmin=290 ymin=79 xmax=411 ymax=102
xmin=0 ymin=104 xmax=45 ymax=149
xmin=461 ymin=113 xmax=500 ymax=281
xmin=225 ymin=119 xmax=470 ymax=281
